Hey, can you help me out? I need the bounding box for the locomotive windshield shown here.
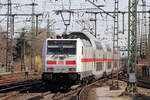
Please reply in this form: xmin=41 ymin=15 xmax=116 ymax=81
xmin=47 ymin=40 xmax=76 ymax=55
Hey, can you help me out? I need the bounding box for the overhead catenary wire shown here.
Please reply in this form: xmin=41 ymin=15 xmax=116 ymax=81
xmin=88 ymin=0 xmax=114 ymax=18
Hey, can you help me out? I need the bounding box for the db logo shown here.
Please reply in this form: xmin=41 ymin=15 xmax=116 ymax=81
xmin=58 ymin=61 xmax=64 ymax=64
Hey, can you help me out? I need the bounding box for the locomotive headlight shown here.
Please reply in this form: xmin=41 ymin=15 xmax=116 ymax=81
xmin=47 ymin=68 xmax=54 ymax=71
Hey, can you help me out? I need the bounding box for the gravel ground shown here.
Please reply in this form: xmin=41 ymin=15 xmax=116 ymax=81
xmin=87 ymin=81 xmax=150 ymax=100
xmin=6 ymin=93 xmax=76 ymax=100
xmin=7 ymin=93 xmax=42 ymax=100
xmin=4 ymin=93 xmax=55 ymax=100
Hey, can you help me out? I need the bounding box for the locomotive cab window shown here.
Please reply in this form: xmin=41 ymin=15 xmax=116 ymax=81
xmin=47 ymin=40 xmax=76 ymax=55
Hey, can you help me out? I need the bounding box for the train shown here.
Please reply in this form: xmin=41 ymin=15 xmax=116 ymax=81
xmin=42 ymin=31 xmax=121 ymax=85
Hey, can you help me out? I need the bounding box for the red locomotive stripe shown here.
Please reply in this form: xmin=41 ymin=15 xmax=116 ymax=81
xmin=66 ymin=61 xmax=76 ymax=65
xmin=46 ymin=61 xmax=57 ymax=64
xmin=81 ymin=58 xmax=120 ymax=62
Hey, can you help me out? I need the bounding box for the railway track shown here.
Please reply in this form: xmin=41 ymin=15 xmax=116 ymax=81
xmin=0 ymin=79 xmax=48 ymax=100
xmin=137 ymin=79 xmax=150 ymax=89
xmin=0 ymin=71 xmax=41 ymax=86
xmin=0 ymin=78 xmax=106 ymax=100
xmin=52 ymin=78 xmax=106 ymax=100
xmin=118 ymin=74 xmax=150 ymax=89
xmin=1 ymin=74 xmax=150 ymax=100
xmin=0 ymin=73 xmax=111 ymax=100
xmin=0 ymin=91 xmax=53 ymax=100
xmin=0 ymin=79 xmax=43 ymax=93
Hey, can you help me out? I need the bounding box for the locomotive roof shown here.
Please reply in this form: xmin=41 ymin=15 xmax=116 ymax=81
xmin=69 ymin=32 xmax=91 ymax=42
xmin=69 ymin=31 xmax=104 ymax=49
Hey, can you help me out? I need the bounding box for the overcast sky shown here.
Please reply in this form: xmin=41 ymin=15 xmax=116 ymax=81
xmin=0 ymin=0 xmax=150 ymax=53
xmin=0 ymin=0 xmax=129 ymax=32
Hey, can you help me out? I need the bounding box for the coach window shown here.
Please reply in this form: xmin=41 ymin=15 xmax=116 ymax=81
xmin=113 ymin=62 xmax=117 ymax=68
xmin=96 ymin=62 xmax=103 ymax=71
xmin=108 ymin=62 xmax=111 ymax=69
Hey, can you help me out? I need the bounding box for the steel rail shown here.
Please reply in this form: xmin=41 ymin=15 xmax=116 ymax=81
xmin=0 ymin=79 xmax=42 ymax=93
